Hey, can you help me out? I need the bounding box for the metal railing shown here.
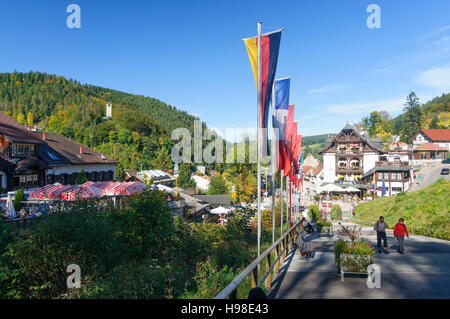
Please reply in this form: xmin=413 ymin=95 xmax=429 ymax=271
xmin=215 ymin=221 xmax=302 ymax=299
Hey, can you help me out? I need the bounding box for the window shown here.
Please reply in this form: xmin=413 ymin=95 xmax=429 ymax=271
xmin=378 ymin=173 xmax=383 ymax=180
xmin=11 ymin=144 xmax=35 ymax=157
xmin=384 ymin=173 xmax=389 ymax=180
xmin=392 ymin=187 xmax=403 ymax=192
xmin=421 ymin=153 xmax=427 ymax=159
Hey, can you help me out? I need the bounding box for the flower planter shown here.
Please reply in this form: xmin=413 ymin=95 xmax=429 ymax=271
xmin=339 ymin=253 xmax=373 ymax=281
xmin=319 ymin=225 xmax=333 ymax=237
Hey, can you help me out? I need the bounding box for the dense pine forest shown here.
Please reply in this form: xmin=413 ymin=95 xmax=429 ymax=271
xmin=0 ymin=71 xmax=203 ymax=178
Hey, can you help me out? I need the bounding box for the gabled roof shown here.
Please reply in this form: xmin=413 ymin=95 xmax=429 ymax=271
xmin=35 ymin=132 xmax=117 ymax=165
xmin=0 ymin=153 xmax=15 ymax=169
xmin=414 ymin=142 xmax=448 ymax=152
xmin=0 ymin=111 xmax=44 ymax=144
xmin=192 ymin=195 xmax=231 ymax=207
xmin=420 ymin=129 xmax=450 ymax=142
xmin=362 ymin=165 xmax=412 ymax=179
xmin=320 ymin=123 xmax=386 ymax=154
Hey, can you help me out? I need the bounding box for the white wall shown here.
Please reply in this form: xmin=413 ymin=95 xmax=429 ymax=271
xmin=46 ymin=164 xmax=116 ymax=179
xmin=363 ymin=153 xmax=378 ymax=173
xmin=323 ymin=153 xmax=336 ymax=183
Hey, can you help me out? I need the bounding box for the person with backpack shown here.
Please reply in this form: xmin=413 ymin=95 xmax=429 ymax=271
xmin=394 ymin=218 xmax=409 ymax=255
xmin=374 ymin=216 xmax=389 ymax=254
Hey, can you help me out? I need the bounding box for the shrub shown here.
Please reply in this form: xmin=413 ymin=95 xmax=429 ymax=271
xmin=0 ymin=191 xmax=173 ymax=299
xmin=331 ymin=205 xmax=342 ymax=220
xmin=13 ymin=188 xmax=25 ymax=211
xmin=309 ymin=205 xmax=319 ymax=221
xmin=181 ymin=259 xmax=238 ymax=299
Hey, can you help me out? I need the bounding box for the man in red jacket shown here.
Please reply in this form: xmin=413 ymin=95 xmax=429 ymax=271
xmin=394 ymin=218 xmax=409 ymax=255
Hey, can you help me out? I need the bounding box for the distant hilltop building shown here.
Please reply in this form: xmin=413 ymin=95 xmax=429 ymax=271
xmin=104 ymin=102 xmax=112 ymax=119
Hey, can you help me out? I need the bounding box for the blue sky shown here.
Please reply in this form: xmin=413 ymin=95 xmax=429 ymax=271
xmin=1 ymin=0 xmax=449 ymax=137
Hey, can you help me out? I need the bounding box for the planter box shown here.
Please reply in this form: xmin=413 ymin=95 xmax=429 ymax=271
xmin=319 ymin=225 xmax=333 ymax=237
xmin=339 ymin=253 xmax=373 ymax=281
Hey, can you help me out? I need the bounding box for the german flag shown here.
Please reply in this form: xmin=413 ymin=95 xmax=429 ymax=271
xmin=244 ymin=29 xmax=282 ymax=155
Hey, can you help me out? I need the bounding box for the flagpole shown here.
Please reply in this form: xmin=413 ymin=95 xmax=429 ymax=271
xmin=257 ymin=21 xmax=262 ymax=258
xmin=285 ymin=174 xmax=288 ymax=232
xmin=271 ymin=82 xmax=276 ymax=245
xmin=289 ymin=176 xmax=292 ymax=228
xmin=280 ymin=170 xmax=283 ymax=237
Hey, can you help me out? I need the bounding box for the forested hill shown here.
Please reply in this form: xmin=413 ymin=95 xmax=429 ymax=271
xmin=0 ymin=71 xmax=202 ymax=178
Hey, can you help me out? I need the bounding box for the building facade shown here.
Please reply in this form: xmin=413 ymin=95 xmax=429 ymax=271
xmin=320 ymin=124 xmax=386 ymax=183
xmin=412 ymin=129 xmax=450 ymax=151
xmin=319 ymin=124 xmax=413 ymax=196
xmin=0 ymin=111 xmax=117 ymax=192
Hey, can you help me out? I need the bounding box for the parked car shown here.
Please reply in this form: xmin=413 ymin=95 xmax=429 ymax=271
xmin=441 ymin=158 xmax=450 ymax=164
xmin=441 ymin=168 xmax=450 ymax=175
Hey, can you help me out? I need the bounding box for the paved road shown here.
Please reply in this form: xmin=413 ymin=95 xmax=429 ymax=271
xmin=411 ymin=162 xmax=450 ymax=191
xmin=269 ymin=221 xmax=450 ymax=299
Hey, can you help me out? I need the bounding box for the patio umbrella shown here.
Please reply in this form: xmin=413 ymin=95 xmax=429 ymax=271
xmin=6 ymin=193 xmax=16 ymax=218
xmin=320 ymin=184 xmax=344 ymax=193
xmin=345 ymin=187 xmax=360 ymax=192
xmin=210 ymin=206 xmax=230 ymax=214
xmin=381 ymin=181 xmax=386 ymax=196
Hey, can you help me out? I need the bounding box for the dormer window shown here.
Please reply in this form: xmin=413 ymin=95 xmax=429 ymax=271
xmin=11 ymin=143 xmax=35 ymax=157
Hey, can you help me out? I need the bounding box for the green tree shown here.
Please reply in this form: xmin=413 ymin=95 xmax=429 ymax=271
xmin=151 ymin=147 xmax=173 ymax=171
xmin=177 ymin=163 xmax=195 ymax=189
xmin=400 ymin=92 xmax=423 ymax=144
xmin=207 ymin=175 xmax=228 ymax=195
xmin=75 ymin=168 xmax=88 ymax=184
xmin=13 ymin=188 xmax=26 ymax=211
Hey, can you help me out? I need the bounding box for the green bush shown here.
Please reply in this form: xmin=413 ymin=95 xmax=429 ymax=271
xmin=0 ymin=190 xmax=173 ymax=299
xmin=180 ymin=259 xmax=238 ymax=299
xmin=309 ymin=205 xmax=319 ymax=221
xmin=331 ymin=205 xmax=343 ymax=220
xmin=13 ymin=188 xmax=25 ymax=211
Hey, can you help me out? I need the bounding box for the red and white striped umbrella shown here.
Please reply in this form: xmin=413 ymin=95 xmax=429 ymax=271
xmin=29 ymin=184 xmax=63 ymax=199
xmin=103 ymin=182 xmax=123 ymax=196
xmin=115 ymin=182 xmax=144 ymax=195
xmin=59 ymin=185 xmax=80 ymax=201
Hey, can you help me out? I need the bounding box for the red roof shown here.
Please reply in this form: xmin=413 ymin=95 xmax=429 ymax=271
xmin=421 ymin=129 xmax=450 ymax=142
xmin=414 ymin=143 xmax=448 ymax=151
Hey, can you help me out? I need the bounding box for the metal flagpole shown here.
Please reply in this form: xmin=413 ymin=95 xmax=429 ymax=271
xmin=285 ymin=175 xmax=289 ymax=232
xmin=289 ymin=176 xmax=292 ymax=228
xmin=271 ymin=82 xmax=276 ymax=244
xmin=280 ymin=171 xmax=283 ymax=236
xmin=257 ymin=21 xmax=262 ymax=258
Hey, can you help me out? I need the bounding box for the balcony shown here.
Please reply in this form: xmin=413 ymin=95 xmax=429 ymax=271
xmin=375 ymin=161 xmax=410 ymax=168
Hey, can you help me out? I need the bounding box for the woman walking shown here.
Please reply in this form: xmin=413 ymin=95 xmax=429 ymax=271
xmin=394 ymin=218 xmax=409 ymax=255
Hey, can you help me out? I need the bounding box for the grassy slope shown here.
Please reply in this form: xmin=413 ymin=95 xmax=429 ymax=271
xmin=354 ymin=179 xmax=450 ymax=240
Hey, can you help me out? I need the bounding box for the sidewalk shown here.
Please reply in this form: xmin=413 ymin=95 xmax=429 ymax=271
xmin=269 ymin=219 xmax=450 ymax=299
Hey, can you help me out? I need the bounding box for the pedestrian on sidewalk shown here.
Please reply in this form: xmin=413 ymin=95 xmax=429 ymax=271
xmin=374 ymin=216 xmax=389 ymax=254
xmin=394 ymin=218 xmax=409 ymax=255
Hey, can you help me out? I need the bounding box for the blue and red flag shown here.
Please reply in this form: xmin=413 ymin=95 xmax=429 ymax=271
xmin=244 ymin=29 xmax=282 ymax=155
xmin=272 ymin=77 xmax=290 ymax=172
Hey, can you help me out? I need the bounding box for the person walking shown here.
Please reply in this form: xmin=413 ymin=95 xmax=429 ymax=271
xmin=374 ymin=216 xmax=389 ymax=254
xmin=394 ymin=218 xmax=409 ymax=255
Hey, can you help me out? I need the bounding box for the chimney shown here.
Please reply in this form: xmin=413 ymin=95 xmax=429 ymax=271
xmin=80 ymin=146 xmax=83 ymax=154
